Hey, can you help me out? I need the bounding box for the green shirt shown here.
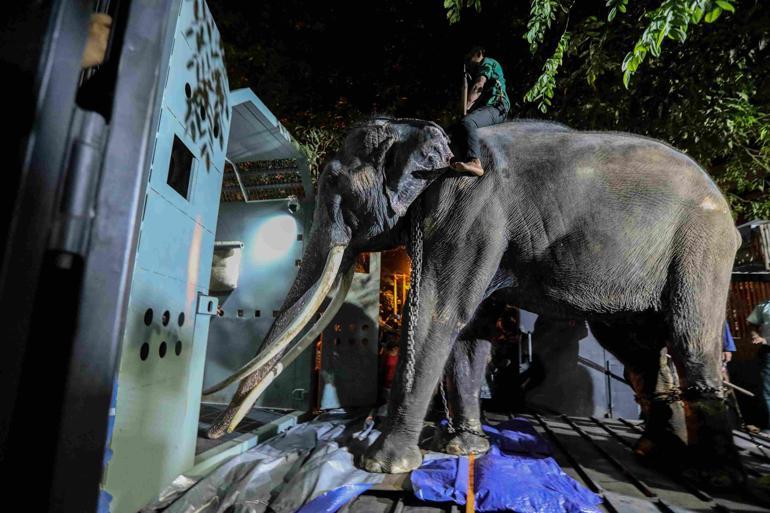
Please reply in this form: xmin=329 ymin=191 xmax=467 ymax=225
xmin=473 ymin=57 xmax=510 ymax=112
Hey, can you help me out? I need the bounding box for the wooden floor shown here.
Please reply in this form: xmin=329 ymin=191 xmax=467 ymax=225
xmin=343 ymin=413 xmax=770 ymax=513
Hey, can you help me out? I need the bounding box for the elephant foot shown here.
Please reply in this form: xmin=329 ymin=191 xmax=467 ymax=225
xmin=680 ymin=397 xmax=745 ymax=489
xmin=632 ymin=398 xmax=688 ymax=465
xmin=680 ymin=434 xmax=745 ymax=489
xmin=745 ymin=475 xmax=770 ymax=508
xmin=682 ymin=460 xmax=745 ymax=489
xmin=438 ymin=419 xmax=490 ymax=455
xmin=361 ymin=432 xmax=423 ymax=474
xmin=443 ymin=430 xmax=490 ymax=456
xmin=632 ymin=431 xmax=686 ymax=463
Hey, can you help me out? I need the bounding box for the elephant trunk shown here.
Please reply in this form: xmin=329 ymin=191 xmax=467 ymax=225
xmin=205 ymin=210 xmax=354 ymax=438
xmin=202 ymin=243 xmax=346 ymax=397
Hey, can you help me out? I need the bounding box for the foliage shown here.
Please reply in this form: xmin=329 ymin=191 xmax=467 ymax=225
xmin=443 ymin=0 xmax=482 ymax=24
xmin=524 ymin=31 xmax=571 ymax=113
xmin=621 ymin=0 xmax=736 ymax=87
xmin=606 ymin=0 xmax=629 ymax=22
xmin=295 ymin=126 xmax=341 ymax=187
xmin=524 ymin=0 xmax=560 ymax=54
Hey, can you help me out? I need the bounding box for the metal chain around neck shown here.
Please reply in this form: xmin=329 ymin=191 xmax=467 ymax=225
xmin=404 ymin=198 xmax=423 ymax=393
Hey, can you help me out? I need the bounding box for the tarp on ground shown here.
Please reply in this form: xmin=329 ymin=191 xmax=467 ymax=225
xmin=141 ymin=410 xmax=385 ymax=513
xmin=141 ymin=413 xmax=601 ymax=513
xmin=411 ymin=418 xmax=603 ymax=513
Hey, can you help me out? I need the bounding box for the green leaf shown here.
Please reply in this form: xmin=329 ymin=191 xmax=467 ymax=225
xmin=691 ymin=7 xmax=704 ymax=23
xmin=705 ymin=7 xmax=722 ymax=23
xmin=608 ymin=7 xmax=616 ymax=21
xmin=715 ymin=0 xmax=735 ymax=13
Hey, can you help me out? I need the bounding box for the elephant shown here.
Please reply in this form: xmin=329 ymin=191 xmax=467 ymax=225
xmin=204 ymin=117 xmax=742 ymax=485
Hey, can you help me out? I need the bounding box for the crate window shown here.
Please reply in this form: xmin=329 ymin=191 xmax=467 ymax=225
xmin=167 ymin=135 xmax=194 ymax=199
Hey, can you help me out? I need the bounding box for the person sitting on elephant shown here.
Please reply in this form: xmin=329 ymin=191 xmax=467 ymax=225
xmin=450 ymin=46 xmax=510 ymax=177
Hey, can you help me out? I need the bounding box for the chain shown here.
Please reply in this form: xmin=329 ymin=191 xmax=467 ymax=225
xmin=681 ymin=384 xmax=727 ymax=400
xmin=438 ymin=378 xmax=456 ymax=434
xmin=404 ymin=198 xmax=423 ymax=393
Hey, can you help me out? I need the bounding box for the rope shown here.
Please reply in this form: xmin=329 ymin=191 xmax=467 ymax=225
xmin=404 ymin=197 xmax=423 ymax=393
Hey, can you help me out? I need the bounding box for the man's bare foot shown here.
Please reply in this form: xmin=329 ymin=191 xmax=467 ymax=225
xmin=451 ymin=158 xmax=484 ymax=176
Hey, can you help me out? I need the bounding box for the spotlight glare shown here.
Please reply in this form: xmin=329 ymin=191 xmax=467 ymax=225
xmin=251 ymin=215 xmax=297 ymax=263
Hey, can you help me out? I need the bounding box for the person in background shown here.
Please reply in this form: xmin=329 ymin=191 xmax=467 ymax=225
xmin=748 ymin=297 xmax=770 ymax=431
xmin=723 ymin=321 xmax=736 ymax=369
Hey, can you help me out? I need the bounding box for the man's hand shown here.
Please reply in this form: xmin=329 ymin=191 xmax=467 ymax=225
xmin=722 ymin=351 xmax=733 ymax=363
xmin=81 ymin=13 xmax=112 ymax=69
xmin=466 ymin=76 xmax=486 ymax=112
xmin=751 ymin=334 xmax=768 ymax=345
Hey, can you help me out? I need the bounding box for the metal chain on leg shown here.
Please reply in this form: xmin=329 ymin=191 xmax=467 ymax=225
xmin=404 ymin=198 xmax=423 ymax=394
xmin=439 ymin=378 xmax=455 ymax=434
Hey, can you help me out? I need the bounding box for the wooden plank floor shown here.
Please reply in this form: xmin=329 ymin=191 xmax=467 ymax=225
xmin=342 ymin=413 xmax=770 ymax=513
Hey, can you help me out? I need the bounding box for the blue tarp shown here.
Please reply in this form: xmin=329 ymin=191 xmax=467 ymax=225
xmin=411 ymin=418 xmax=603 ymax=513
xmin=293 ymin=483 xmax=373 ymax=513
xmin=142 ymin=412 xmax=602 ymax=513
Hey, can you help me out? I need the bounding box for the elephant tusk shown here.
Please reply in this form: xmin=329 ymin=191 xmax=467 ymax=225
xmin=202 ymin=245 xmax=346 ymax=397
xmin=224 ymin=265 xmax=356 ymax=433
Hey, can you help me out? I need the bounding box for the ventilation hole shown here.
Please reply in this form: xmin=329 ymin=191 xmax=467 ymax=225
xmin=199 ymin=104 xmax=206 ymax=120
xmin=254 ymin=310 xmax=261 ymax=318
xmin=144 ymin=309 xmax=153 ymax=326
xmin=362 ymin=338 xmax=369 ymax=345
xmin=175 ymin=340 xmax=183 ymax=356
xmin=159 ymin=341 xmax=167 ymax=358
xmin=208 ymin=301 xmax=213 ymax=312
xmin=295 ymin=259 xmax=302 ymax=267
xmin=348 ymin=324 xmax=356 ymax=333
xmin=348 ymin=338 xmax=356 ymax=345
xmin=362 ymin=324 xmax=370 ymax=331
xmin=296 ymin=234 xmax=303 ymax=241
xmin=185 ymin=82 xmax=192 ymax=98
xmin=140 ymin=343 xmax=150 ymax=361
xmin=334 ymin=338 xmax=341 ymax=345
xmin=273 ymin=310 xmax=280 ymax=317
xmin=237 ymin=309 xmax=244 ymax=318
xmin=213 ymin=121 xmax=220 ymax=138
xmin=333 ymin=324 xmax=342 ymax=333
xmin=162 ymin=310 xmax=170 ymax=326
xmin=178 ymin=312 xmax=185 ymax=327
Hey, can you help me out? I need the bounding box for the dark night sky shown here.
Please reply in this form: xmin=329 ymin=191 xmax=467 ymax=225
xmin=207 ymin=0 xmax=565 ymax=129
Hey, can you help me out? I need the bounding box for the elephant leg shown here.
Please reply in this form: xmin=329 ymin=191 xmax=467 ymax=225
xmin=588 ymin=319 xmax=687 ymax=460
xmin=441 ymin=337 xmax=492 ymax=455
xmin=361 ymin=238 xmax=506 ymax=473
xmin=664 ymin=251 xmax=743 ymax=486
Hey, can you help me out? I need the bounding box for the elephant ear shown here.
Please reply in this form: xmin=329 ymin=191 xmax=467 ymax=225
xmin=383 ymin=121 xmax=453 ymax=217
